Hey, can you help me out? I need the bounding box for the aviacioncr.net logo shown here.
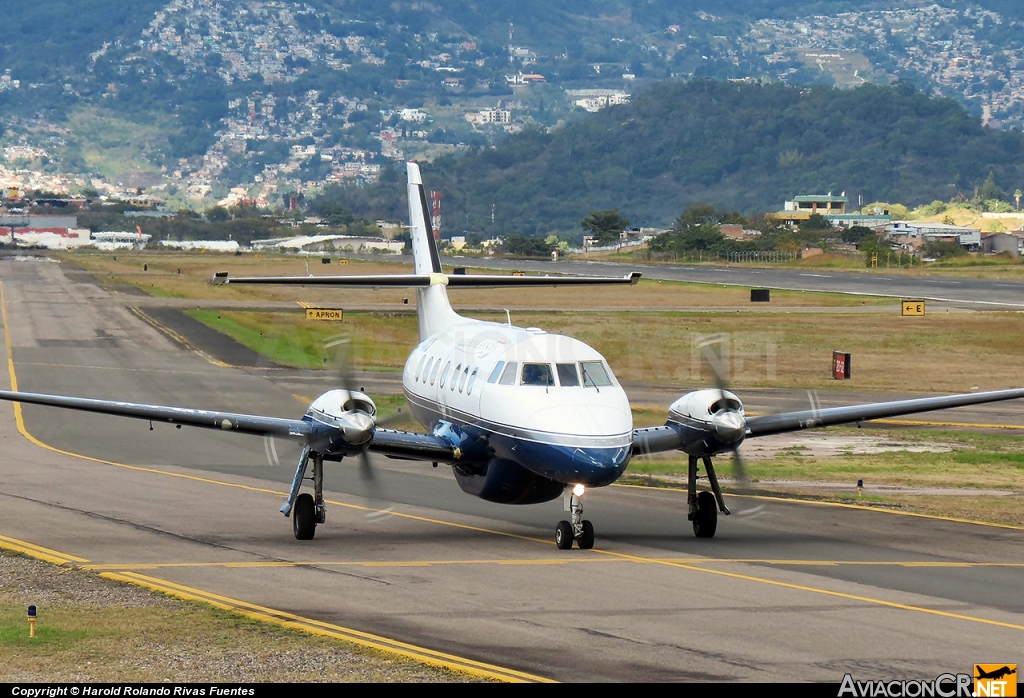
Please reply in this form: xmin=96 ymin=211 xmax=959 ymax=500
xmin=974 ymin=665 xmax=1017 ymax=698
xmin=838 ymin=673 xmax=973 ymax=697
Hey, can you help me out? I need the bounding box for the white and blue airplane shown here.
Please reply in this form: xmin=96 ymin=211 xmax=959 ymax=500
xmin=4 ymin=162 xmax=1024 ymax=548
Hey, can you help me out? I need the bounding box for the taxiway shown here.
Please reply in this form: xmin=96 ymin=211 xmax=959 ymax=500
xmin=1 ymin=258 xmax=1022 ymax=682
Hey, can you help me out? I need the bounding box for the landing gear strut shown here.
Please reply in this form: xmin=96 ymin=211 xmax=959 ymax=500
xmin=555 ymin=485 xmax=594 ymax=550
xmin=282 ymin=445 xmax=326 ymax=540
xmin=687 ymin=455 xmax=730 ymax=539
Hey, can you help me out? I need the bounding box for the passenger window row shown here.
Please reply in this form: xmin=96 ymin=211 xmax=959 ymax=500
xmin=413 ymin=354 xmax=479 ymax=395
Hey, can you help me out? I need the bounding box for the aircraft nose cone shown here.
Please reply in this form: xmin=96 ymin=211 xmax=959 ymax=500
xmin=340 ymin=412 xmax=375 ymax=445
xmin=712 ymin=411 xmax=746 ymax=445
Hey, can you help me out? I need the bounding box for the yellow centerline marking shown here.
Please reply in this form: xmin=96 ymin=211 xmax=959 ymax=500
xmin=593 ymin=548 xmax=1024 ymax=631
xmin=129 ymin=306 xmax=232 ymax=368
xmin=3 ymin=279 xmax=1024 ymax=645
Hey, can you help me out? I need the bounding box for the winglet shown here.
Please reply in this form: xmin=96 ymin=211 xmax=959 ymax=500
xmin=210 ymin=271 xmax=229 ymax=285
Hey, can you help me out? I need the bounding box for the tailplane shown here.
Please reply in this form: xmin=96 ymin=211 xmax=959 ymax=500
xmin=210 ymin=162 xmax=642 ymax=341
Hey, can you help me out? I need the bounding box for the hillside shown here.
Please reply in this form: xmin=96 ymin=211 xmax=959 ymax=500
xmin=320 ymin=80 xmax=1024 ymax=234
xmin=4 ymin=1 xmax=1024 ymax=208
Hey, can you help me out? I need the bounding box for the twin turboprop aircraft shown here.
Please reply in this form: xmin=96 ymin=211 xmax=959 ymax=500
xmin=4 ymin=162 xmax=1024 ymax=548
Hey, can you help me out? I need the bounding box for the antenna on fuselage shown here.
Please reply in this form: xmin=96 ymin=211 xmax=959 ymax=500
xmin=504 ymin=309 xmax=511 ymax=325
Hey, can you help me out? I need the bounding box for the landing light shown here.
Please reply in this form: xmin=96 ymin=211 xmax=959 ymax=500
xmin=572 ymin=484 xmax=586 ymax=497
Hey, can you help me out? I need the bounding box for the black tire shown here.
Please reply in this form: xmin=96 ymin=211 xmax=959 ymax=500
xmin=555 ymin=520 xmax=574 ymax=549
xmin=692 ymin=491 xmax=718 ymax=539
xmin=293 ymin=493 xmax=317 ymax=540
xmin=579 ymin=520 xmax=595 ymax=550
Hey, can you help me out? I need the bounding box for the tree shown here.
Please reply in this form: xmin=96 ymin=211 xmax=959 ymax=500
xmin=581 ymin=210 xmax=629 ymax=246
xmin=1015 ymin=189 xmax=1022 ymax=211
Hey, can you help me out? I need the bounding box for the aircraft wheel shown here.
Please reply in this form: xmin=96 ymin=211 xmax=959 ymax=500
xmin=293 ymin=493 xmax=317 ymax=540
xmin=555 ymin=520 xmax=574 ymax=549
xmin=692 ymin=491 xmax=718 ymax=539
xmin=579 ymin=520 xmax=595 ymax=550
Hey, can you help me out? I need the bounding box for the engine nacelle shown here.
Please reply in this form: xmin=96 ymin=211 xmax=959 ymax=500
xmin=665 ymin=389 xmax=747 ymax=457
xmin=306 ymin=389 xmax=377 ymax=455
xmin=668 ymin=389 xmax=743 ymax=423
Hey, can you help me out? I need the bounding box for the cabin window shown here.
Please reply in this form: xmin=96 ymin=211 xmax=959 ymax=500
xmin=556 ymin=363 xmax=580 ymax=387
xmin=466 ymin=368 xmax=479 ymax=395
xmin=414 ymin=355 xmax=426 ymax=382
xmin=521 ymin=363 xmax=554 ymax=386
xmin=498 ymin=361 xmax=518 ymax=385
xmin=580 ymin=361 xmax=613 ymax=387
xmin=429 ymin=358 xmax=440 ymax=385
xmin=450 ymin=363 xmax=461 ymax=391
xmin=458 ymin=366 xmax=469 ymax=392
xmin=486 ymin=361 xmax=505 ymax=384
xmin=439 ymin=361 xmax=452 ymax=388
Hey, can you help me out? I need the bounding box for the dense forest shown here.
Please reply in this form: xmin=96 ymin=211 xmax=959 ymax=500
xmin=313 ymin=80 xmax=1024 ymax=235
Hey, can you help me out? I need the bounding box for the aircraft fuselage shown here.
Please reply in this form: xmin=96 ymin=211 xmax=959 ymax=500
xmin=402 ymin=318 xmax=633 ymax=503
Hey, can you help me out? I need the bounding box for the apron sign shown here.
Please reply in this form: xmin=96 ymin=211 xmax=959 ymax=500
xmin=305 ymin=308 xmax=344 ymax=321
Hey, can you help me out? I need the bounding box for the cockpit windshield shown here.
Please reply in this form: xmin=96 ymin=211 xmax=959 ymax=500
xmin=521 ymin=363 xmax=554 ymax=386
xmin=580 ymin=361 xmax=613 ymax=387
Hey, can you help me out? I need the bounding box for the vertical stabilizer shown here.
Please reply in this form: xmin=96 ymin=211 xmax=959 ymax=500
xmin=406 ymin=162 xmax=462 ymax=339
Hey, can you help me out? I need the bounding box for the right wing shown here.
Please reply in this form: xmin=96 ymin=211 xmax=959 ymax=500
xmin=0 ymin=389 xmax=313 ymax=438
xmin=0 ymin=389 xmax=463 ymax=463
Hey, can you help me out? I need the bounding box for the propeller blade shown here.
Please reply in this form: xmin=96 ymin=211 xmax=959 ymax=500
xmin=698 ymin=335 xmax=729 ymax=395
xmin=730 ymin=446 xmax=750 ymax=491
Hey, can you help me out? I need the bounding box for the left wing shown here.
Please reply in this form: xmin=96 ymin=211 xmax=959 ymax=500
xmin=744 ymin=388 xmax=1024 ymax=437
xmin=632 ymin=387 xmax=1024 ymax=455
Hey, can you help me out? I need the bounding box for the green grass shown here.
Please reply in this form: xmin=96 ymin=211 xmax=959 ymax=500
xmin=185 ymin=309 xmax=416 ymax=371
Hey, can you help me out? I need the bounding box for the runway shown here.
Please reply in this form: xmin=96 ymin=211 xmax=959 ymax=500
xmin=442 ymin=255 xmax=1024 ymax=309
xmin=1 ymin=258 xmax=1023 ymax=683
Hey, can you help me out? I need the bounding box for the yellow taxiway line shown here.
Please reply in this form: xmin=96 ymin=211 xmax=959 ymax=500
xmin=98 ymin=570 xmax=553 ymax=683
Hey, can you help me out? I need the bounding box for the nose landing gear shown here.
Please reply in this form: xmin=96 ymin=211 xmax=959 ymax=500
xmin=555 ymin=484 xmax=594 ymax=550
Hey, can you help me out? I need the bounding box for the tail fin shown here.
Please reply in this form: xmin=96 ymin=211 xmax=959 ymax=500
xmin=406 ymin=162 xmax=461 ymax=339
xmin=406 ymin=162 xmax=442 ymax=275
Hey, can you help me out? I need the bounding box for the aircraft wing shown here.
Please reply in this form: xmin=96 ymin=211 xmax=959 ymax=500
xmin=0 ymin=389 xmax=462 ymax=463
xmin=743 ymin=388 xmax=1024 ymax=437
xmin=0 ymin=390 xmax=313 ymax=438
xmin=632 ymin=388 xmax=1024 ymax=454
xmin=210 ymin=271 xmax=641 ymax=288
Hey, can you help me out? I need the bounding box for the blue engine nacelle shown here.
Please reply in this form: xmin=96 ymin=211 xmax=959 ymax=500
xmin=453 ymin=458 xmax=564 ymax=504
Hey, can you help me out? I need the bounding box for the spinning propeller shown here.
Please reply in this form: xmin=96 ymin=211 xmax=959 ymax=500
xmin=698 ymin=336 xmax=750 ymax=491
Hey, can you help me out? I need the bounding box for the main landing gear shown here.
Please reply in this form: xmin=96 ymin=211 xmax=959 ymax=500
xmin=282 ymin=445 xmax=326 ymax=540
xmin=687 ymin=455 xmax=730 ymax=538
xmin=555 ymin=484 xmax=595 ymax=550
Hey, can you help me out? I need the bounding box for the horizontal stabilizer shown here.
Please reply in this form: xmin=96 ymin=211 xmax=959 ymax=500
xmin=210 ymin=271 xmax=641 ymax=288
